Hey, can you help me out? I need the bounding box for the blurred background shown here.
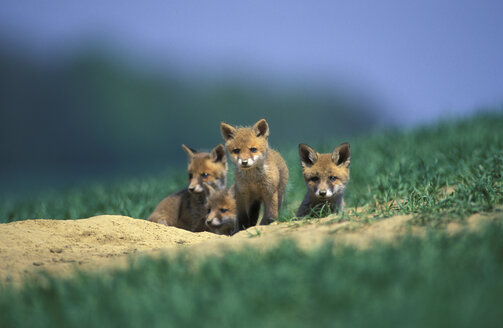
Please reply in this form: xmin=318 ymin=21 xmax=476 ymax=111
xmin=1 ymin=0 xmax=502 ymax=195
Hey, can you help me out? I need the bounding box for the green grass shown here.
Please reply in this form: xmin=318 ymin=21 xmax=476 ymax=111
xmin=0 ymin=172 xmax=185 ymax=222
xmin=1 ymin=219 xmax=503 ymax=328
xmin=282 ymin=111 xmax=503 ymax=223
xmin=1 ymin=111 xmax=503 ymax=327
xmin=3 ymin=111 xmax=501 ymax=224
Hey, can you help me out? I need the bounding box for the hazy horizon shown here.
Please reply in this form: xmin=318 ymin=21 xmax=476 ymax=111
xmin=1 ymin=0 xmax=502 ymax=125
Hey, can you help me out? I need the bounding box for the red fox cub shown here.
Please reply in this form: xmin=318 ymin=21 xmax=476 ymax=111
xmin=148 ymin=144 xmax=227 ymax=232
xmin=220 ymin=118 xmax=289 ymax=228
xmin=297 ymin=143 xmax=351 ymax=217
xmin=203 ymin=184 xmax=238 ymax=235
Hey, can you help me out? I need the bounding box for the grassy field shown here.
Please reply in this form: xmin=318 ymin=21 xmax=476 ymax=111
xmin=2 ymin=111 xmax=502 ymax=223
xmin=0 ymin=111 xmax=502 ymax=327
xmin=1 ymin=219 xmax=503 ymax=328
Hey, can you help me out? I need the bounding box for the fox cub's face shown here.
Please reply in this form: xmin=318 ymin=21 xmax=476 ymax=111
xmin=220 ymin=119 xmax=269 ymax=170
xmin=299 ymin=143 xmax=351 ymax=200
xmin=182 ymin=144 xmax=227 ymax=194
xmin=203 ymin=185 xmax=237 ymax=235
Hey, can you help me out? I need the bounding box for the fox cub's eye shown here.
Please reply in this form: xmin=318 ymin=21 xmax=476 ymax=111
xmin=232 ymin=149 xmax=240 ymax=154
xmin=329 ymin=176 xmax=338 ymax=182
xmin=201 ymin=173 xmax=209 ymax=178
xmin=220 ymin=208 xmax=228 ymax=213
xmin=207 ymin=208 xmax=211 ymax=214
xmin=188 ymin=173 xmax=193 ymax=179
xmin=309 ymin=176 xmax=320 ymax=183
xmin=250 ymin=147 xmax=258 ymax=153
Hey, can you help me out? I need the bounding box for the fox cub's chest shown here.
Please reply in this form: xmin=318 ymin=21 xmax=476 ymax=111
xmin=236 ymin=166 xmax=270 ymax=193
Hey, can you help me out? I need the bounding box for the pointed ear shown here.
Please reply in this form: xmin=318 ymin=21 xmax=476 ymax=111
xmin=203 ymin=183 xmax=216 ymax=197
xmin=229 ymin=185 xmax=236 ymax=198
xmin=298 ymin=143 xmax=318 ymax=168
xmin=220 ymin=122 xmax=236 ymax=141
xmin=252 ymin=119 xmax=269 ymax=138
xmin=181 ymin=144 xmax=197 ymax=162
xmin=210 ymin=144 xmax=226 ymax=164
xmin=332 ymin=142 xmax=351 ymax=167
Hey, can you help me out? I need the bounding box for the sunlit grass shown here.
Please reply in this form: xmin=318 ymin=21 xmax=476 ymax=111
xmin=1 ymin=111 xmax=502 ymax=224
xmin=1 ymin=111 xmax=503 ymax=327
xmin=1 ymin=219 xmax=503 ymax=328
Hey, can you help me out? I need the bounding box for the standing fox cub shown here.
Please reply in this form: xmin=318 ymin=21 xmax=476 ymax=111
xmin=220 ymin=119 xmax=289 ymax=228
xmin=203 ymin=184 xmax=238 ymax=236
xmin=148 ymin=144 xmax=227 ymax=232
xmin=297 ymin=143 xmax=351 ymax=217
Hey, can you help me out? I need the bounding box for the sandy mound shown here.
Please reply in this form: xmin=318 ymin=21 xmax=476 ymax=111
xmin=0 ymin=216 xmax=225 ymax=284
xmin=0 ymin=212 xmax=499 ymax=284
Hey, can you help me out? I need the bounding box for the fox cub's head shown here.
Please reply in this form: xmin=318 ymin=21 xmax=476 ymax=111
xmin=203 ymin=184 xmax=238 ymax=236
xmin=182 ymin=144 xmax=227 ymax=194
xmin=299 ymin=143 xmax=351 ymax=200
xmin=220 ymin=119 xmax=270 ymax=170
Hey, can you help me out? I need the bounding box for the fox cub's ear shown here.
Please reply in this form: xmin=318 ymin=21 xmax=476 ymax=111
xmin=181 ymin=144 xmax=197 ymax=162
xmin=252 ymin=119 xmax=269 ymax=138
xmin=220 ymin=122 xmax=236 ymax=141
xmin=203 ymin=183 xmax=216 ymax=197
xmin=229 ymin=185 xmax=236 ymax=198
xmin=211 ymin=144 xmax=227 ymax=164
xmin=332 ymin=143 xmax=351 ymax=167
xmin=298 ymin=143 xmax=318 ymax=167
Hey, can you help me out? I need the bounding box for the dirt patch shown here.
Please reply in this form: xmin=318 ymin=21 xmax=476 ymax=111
xmin=0 ymin=216 xmax=225 ymax=284
xmin=0 ymin=212 xmax=501 ymax=284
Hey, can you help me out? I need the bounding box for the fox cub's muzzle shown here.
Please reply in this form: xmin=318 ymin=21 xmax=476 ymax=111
xmin=237 ymin=155 xmax=261 ymax=169
xmin=188 ymin=180 xmax=204 ymax=193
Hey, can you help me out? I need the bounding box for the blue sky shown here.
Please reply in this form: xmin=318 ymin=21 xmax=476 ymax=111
xmin=1 ymin=0 xmax=502 ymax=124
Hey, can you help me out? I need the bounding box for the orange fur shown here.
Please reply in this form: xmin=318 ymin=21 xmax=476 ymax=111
xmin=148 ymin=144 xmax=227 ymax=231
xmin=203 ymin=184 xmax=238 ymax=235
xmin=297 ymin=143 xmax=350 ymax=217
xmin=220 ymin=119 xmax=289 ymax=228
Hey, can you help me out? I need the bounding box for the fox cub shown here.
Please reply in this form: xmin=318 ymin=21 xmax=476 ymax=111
xmin=220 ymin=119 xmax=289 ymax=228
xmin=203 ymin=184 xmax=238 ymax=235
xmin=297 ymin=143 xmax=351 ymax=217
xmin=148 ymin=144 xmax=227 ymax=232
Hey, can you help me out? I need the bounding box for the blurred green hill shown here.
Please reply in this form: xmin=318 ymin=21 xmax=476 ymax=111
xmin=0 ymin=45 xmax=379 ymax=191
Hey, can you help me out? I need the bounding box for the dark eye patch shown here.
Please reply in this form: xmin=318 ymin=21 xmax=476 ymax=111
xmin=232 ymin=149 xmax=240 ymax=154
xmin=250 ymin=147 xmax=257 ymax=153
xmin=220 ymin=208 xmax=228 ymax=213
xmin=201 ymin=173 xmax=209 ymax=178
xmin=309 ymin=176 xmax=320 ymax=183
xmin=188 ymin=173 xmax=193 ymax=179
xmin=329 ymin=176 xmax=338 ymax=182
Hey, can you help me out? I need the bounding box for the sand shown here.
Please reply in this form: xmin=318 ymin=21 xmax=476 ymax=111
xmin=0 ymin=211 xmax=500 ymax=284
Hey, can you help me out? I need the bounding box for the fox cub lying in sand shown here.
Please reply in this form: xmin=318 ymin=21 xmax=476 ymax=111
xmin=148 ymin=144 xmax=227 ymax=232
xmin=297 ymin=143 xmax=351 ymax=217
xmin=203 ymin=184 xmax=238 ymax=235
xmin=220 ymin=118 xmax=289 ymax=228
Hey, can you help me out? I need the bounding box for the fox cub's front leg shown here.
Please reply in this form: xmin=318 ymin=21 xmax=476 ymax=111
xmin=261 ymin=191 xmax=279 ymax=225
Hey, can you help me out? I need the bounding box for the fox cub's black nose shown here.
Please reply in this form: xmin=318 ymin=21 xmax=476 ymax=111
xmin=319 ymin=190 xmax=327 ymax=196
xmin=188 ymin=186 xmax=195 ymax=192
xmin=242 ymin=160 xmax=248 ymax=165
